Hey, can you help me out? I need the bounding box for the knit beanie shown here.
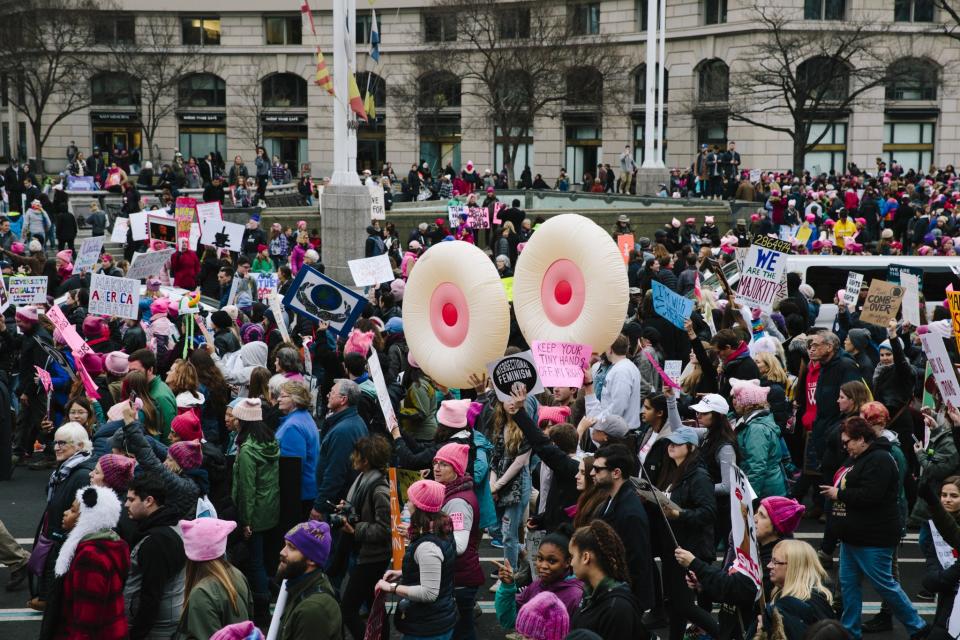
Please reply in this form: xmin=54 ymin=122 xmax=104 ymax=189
xmin=284 ymin=520 xmax=333 ymax=567
xmin=81 ymin=315 xmax=105 ymax=339
xmin=515 ymin=591 xmax=570 ymax=640
xmin=15 ymin=306 xmax=38 ymax=325
xmin=384 ymin=317 xmax=403 ymax=334
xmin=172 ymin=410 xmax=203 ymax=442
xmin=437 ymin=399 xmax=471 ymax=429
xmin=233 ymin=398 xmax=263 ymax=422
xmin=466 ymin=401 xmax=484 ymax=429
xmin=180 ymin=517 xmax=236 ymax=561
xmin=240 ymin=322 xmax=265 ymax=344
xmin=80 ymin=352 xmax=105 ymax=377
xmin=168 ymin=440 xmax=203 ymax=470
xmin=344 ymin=329 xmax=374 ymax=356
xmin=407 ymin=479 xmax=445 ymax=513
xmin=537 ymin=404 xmax=572 ymax=426
xmin=390 ymin=278 xmax=405 ymax=301
xmin=211 ymin=310 xmax=232 ymax=330
xmin=729 ymin=378 xmax=770 ymax=407
xmin=760 ymin=496 xmax=805 ymax=535
xmin=210 ymin=621 xmax=264 ymax=640
xmin=97 ymin=454 xmax=136 ymax=492
xmin=434 ymin=443 xmax=469 ymax=477
xmin=104 ymin=351 xmax=129 ymax=377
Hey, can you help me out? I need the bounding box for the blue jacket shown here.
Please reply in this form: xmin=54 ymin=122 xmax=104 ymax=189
xmin=276 ymin=408 xmax=320 ymax=502
xmin=314 ymin=406 xmax=368 ymax=513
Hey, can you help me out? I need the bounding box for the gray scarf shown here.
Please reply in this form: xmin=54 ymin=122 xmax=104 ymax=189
xmin=46 ymin=450 xmax=91 ymax=501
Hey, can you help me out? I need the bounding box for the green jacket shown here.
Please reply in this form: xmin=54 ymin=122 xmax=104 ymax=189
xmin=280 ymin=569 xmax=342 ymax=640
xmin=232 ymin=436 xmax=280 ymax=532
xmin=252 ymin=257 xmax=274 ymax=274
xmin=735 ymin=410 xmax=787 ymax=499
xmin=175 ymin=566 xmax=252 ymax=640
xmin=149 ymin=376 xmax=178 ymax=445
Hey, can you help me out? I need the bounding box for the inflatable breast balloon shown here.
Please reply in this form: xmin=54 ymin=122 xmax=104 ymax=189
xmin=402 ymin=241 xmax=510 ymax=388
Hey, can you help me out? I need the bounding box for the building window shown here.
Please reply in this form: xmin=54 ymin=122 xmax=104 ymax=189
xmin=495 ymin=128 xmax=534 ymax=182
xmin=178 ymin=74 xmax=226 ymax=108
xmin=895 ymin=0 xmax=934 ymax=21
xmin=265 ymin=16 xmax=301 ymax=45
xmin=419 ymin=115 xmax=461 ymax=176
xmin=179 ymin=130 xmax=226 ymax=162
xmin=633 ymin=120 xmax=669 ymax=166
xmin=697 ymin=60 xmax=728 ymax=103
xmin=356 ymin=11 xmax=382 ymax=45
xmin=797 ymin=57 xmax=848 ymax=102
xmin=887 ymin=60 xmax=937 ymax=100
xmin=805 ymin=121 xmax=847 ymax=174
xmin=182 ymin=16 xmax=221 ymax=45
xmin=704 ymin=0 xmax=727 ymax=25
xmin=498 ymin=7 xmax=531 ymax=39
xmin=635 ymin=0 xmax=649 ymax=30
xmin=696 ymin=116 xmax=727 ymax=149
xmin=633 ymin=64 xmax=669 ymax=104
xmin=91 ymin=73 xmax=141 ymax=107
xmin=262 ymin=74 xmax=308 ymax=108
xmin=804 ymin=0 xmax=844 ymax=19
xmin=419 ymin=72 xmax=461 ymax=109
xmin=566 ymin=67 xmax=603 ymax=106
xmin=424 ymin=13 xmax=456 ymax=42
xmin=569 ymin=2 xmax=600 ymax=35
xmin=94 ymin=16 xmax=136 ymax=44
xmin=884 ymin=121 xmax=934 ymax=172
xmin=564 ymin=123 xmax=602 ymax=187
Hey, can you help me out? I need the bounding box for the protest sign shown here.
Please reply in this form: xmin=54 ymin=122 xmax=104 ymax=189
xmin=196 ymin=201 xmax=223 ymax=230
xmin=921 ymin=333 xmax=960 ymax=408
xmin=794 ymin=225 xmax=812 ymax=245
xmin=644 ymin=350 xmax=681 ymax=389
xmin=175 ymin=197 xmax=197 ymax=244
xmin=8 ymin=276 xmax=47 ymax=305
xmin=888 ymin=263 xmax=924 ymax=290
xmin=447 ymin=203 xmax=464 ymax=227
xmin=664 ymin=360 xmax=682 ymax=386
xmin=129 ymin=211 xmax=149 ymax=241
xmin=735 ymin=235 xmax=791 ymax=313
xmin=110 ymin=217 xmax=129 ymax=243
xmin=367 ymin=350 xmax=397 ymax=427
xmin=492 ymin=201 xmax=506 ymax=225
xmin=465 ymin=206 xmax=490 ymax=229
xmin=617 ymin=234 xmax=634 ymax=264
xmin=88 ymin=273 xmax=141 ymax=320
xmin=72 ymin=353 xmax=100 ymax=400
xmin=530 ymin=341 xmax=590 ymax=388
xmin=348 ymin=254 xmax=394 ymax=287
xmin=66 ymin=175 xmax=96 ymax=191
xmin=44 ymin=304 xmax=92 ymax=359
xmin=126 ymin=248 xmax=175 ymax=280
xmin=749 ymin=169 xmax=761 ymax=183
xmin=270 ymin=293 xmax=291 ymax=343
xmin=501 ymin=276 xmax=514 ymax=302
xmin=199 ymin=219 xmax=244 ymax=253
xmin=652 ymin=280 xmax=695 ymax=329
xmin=730 ymin=465 xmax=762 ymax=596
xmin=859 ymin=279 xmax=903 ymax=327
xmin=843 ymin=272 xmax=864 ymax=307
xmin=282 ymin=265 xmax=367 ymax=337
xmin=368 ymin=182 xmax=386 ymax=220
xmin=901 ymin=272 xmax=921 ymax=326
xmin=486 ymin=350 xmax=545 ymax=402
xmin=949 ymin=291 xmax=960 ymax=355
xmin=148 ymin=215 xmax=177 ymax=246
xmin=35 ymin=366 xmax=52 ymax=394
xmin=256 ymin=273 xmax=279 ymax=302
xmin=0 ymin=279 xmax=9 ymax=314
xmin=72 ymin=235 xmax=105 ymax=273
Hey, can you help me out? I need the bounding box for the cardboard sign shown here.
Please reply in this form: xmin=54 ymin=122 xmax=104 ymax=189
xmin=664 ymin=360 xmax=682 ymax=386
xmin=196 ymin=201 xmax=223 ymax=231
xmin=110 ymin=217 xmax=130 ymax=244
xmin=465 ymin=206 xmax=490 ymax=229
xmin=72 ymin=350 xmax=100 ymax=400
xmin=88 ymin=273 xmax=141 ymax=320
xmin=8 ymin=276 xmax=48 ymax=305
xmin=447 ymin=203 xmax=464 ymax=227
xmin=486 ymin=351 xmax=545 ymax=402
xmin=859 ymin=279 xmax=903 ymax=327
xmin=843 ymin=272 xmax=864 ymax=307
xmin=348 ymin=254 xmax=394 ymax=287
xmin=126 ymin=248 xmax=175 ymax=280
xmin=256 ymin=273 xmax=279 ymax=301
xmin=921 ymin=333 xmax=960 ymax=408
xmin=794 ymin=225 xmax=812 ymax=244
xmin=148 ymin=215 xmax=177 ymax=246
xmin=44 ymin=304 xmax=92 ymax=359
xmin=129 ymin=211 xmax=149 ymax=241
xmin=368 ymin=182 xmax=386 ymax=220
xmin=175 ymin=197 xmax=197 ymax=244
xmin=900 ymin=272 xmax=921 ymax=326
xmin=652 ymin=280 xmax=694 ymax=329
xmin=281 ymin=264 xmax=367 ymax=337
xmin=730 ymin=465 xmax=762 ymax=596
xmin=199 ymin=219 xmax=244 ymax=253
xmin=949 ymin=291 xmax=960 ymax=356
xmin=617 ymin=234 xmax=634 ymax=264
xmin=72 ymin=236 xmax=105 ymax=273
xmin=34 ymin=366 xmax=52 ymax=394
xmin=736 ymin=235 xmax=791 ymax=313
xmin=530 ymin=341 xmax=590 ymax=388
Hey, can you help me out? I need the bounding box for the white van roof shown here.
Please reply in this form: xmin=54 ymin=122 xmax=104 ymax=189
xmin=787 ymin=255 xmax=960 ymax=274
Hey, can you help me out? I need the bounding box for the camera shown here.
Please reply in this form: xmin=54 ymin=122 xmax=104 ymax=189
xmin=327 ymin=500 xmax=360 ymax=529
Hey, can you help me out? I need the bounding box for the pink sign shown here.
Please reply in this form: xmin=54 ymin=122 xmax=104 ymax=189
xmin=44 ymin=305 xmax=93 ymax=359
xmin=530 ymin=341 xmax=590 ymax=388
xmin=34 ymin=366 xmax=52 ymax=393
xmin=644 ymin=350 xmax=681 ymax=390
xmin=72 ymin=352 xmax=100 ymax=400
xmin=492 ymin=201 xmax=506 ymax=225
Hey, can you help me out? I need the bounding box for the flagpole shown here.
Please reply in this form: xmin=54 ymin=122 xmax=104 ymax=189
xmin=332 ymin=0 xmax=360 ymax=185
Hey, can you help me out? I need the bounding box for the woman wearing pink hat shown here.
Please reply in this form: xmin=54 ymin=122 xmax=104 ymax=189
xmin=376 ymin=479 xmax=457 ymax=640
xmin=730 ymin=379 xmax=787 ymax=499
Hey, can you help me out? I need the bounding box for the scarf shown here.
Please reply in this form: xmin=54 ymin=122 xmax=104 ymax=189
xmin=443 ymin=475 xmax=474 ymax=501
xmin=723 ymin=341 xmax=750 ymax=365
xmin=47 ymin=450 xmax=91 ymax=501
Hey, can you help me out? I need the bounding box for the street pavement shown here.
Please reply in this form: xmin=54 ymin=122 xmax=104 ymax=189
xmin=0 ymin=464 xmax=935 ymax=639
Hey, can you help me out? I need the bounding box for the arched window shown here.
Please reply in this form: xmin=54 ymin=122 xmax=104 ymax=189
xmin=355 ymin=72 xmax=386 ymax=108
xmin=418 ymin=71 xmax=461 ymax=109
xmin=565 ymin=67 xmax=603 ymax=106
xmin=697 ymin=59 xmax=728 ymax=103
xmin=633 ymin=64 xmax=669 ymax=104
xmin=91 ymin=72 xmax=141 ymax=107
xmin=886 ymin=58 xmax=938 ymax=100
xmin=178 ymin=73 xmax=226 ymax=108
xmin=262 ymin=73 xmax=308 ymax=108
xmin=797 ymin=56 xmax=848 ymax=102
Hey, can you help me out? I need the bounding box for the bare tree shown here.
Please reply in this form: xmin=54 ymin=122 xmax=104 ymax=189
xmin=0 ymin=0 xmax=104 ymax=169
xmin=230 ymin=60 xmax=271 ymax=154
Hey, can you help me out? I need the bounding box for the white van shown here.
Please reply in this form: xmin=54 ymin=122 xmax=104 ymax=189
xmin=785 ymin=255 xmax=960 ymax=327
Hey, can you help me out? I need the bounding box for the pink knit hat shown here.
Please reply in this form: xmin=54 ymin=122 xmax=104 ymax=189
xmin=537 ymin=405 xmax=572 ymax=425
xmin=104 ymin=351 xmax=129 ymax=377
xmin=56 ymin=249 xmax=72 ymax=263
xmin=180 ymin=517 xmax=237 ymax=561
xmin=15 ymin=306 xmax=38 ymax=325
xmin=211 ymin=621 xmax=264 ymax=640
xmin=171 ymin=410 xmax=203 ymax=442
xmin=466 ymin=401 xmax=484 ymax=429
xmin=168 ymin=440 xmax=203 ymax=470
xmin=515 ymin=591 xmax=570 ymax=640
xmin=730 ymin=378 xmax=770 ymax=406
xmin=437 ymin=399 xmax=471 ymax=428
xmin=434 ymin=443 xmax=469 ymax=477
xmin=344 ymin=330 xmax=374 ymax=356
xmin=407 ymin=479 xmax=445 ymax=513
xmin=390 ymin=278 xmax=405 ymax=301
xmin=96 ymin=454 xmax=135 ymax=492
xmin=760 ymin=496 xmax=805 ymax=535
xmin=81 ymin=316 xmax=106 ymax=339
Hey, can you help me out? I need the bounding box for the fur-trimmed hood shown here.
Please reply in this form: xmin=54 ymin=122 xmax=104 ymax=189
xmin=55 ymin=485 xmax=122 ymax=576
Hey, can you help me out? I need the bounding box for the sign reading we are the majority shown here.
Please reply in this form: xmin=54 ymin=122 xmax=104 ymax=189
xmin=735 ymin=235 xmax=791 ymax=313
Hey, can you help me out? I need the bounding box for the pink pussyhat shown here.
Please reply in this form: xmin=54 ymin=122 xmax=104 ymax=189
xmin=760 ymin=496 xmax=805 ymax=535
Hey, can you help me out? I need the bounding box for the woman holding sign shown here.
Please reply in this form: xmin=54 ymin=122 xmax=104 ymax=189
xmin=918 ymin=476 xmax=960 ymax=635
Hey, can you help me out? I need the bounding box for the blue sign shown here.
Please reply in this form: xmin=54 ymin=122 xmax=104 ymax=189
xmin=281 ymin=265 xmax=367 ymax=337
xmin=652 ymin=280 xmax=694 ymax=330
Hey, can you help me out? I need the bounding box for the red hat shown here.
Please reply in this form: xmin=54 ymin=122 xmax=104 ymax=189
xmin=172 ymin=410 xmax=203 ymax=442
xmin=257 ymin=244 xmax=267 ymax=253
xmin=168 ymin=440 xmax=202 ymax=470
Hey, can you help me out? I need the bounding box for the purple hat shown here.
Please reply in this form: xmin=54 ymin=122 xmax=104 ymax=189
xmin=515 ymin=591 xmax=571 ymax=640
xmin=284 ymin=520 xmax=333 ymax=566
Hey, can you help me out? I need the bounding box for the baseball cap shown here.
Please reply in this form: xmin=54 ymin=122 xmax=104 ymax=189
xmin=689 ymin=394 xmax=730 ymax=415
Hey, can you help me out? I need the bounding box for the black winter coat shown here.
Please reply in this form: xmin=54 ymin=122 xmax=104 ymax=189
xmin=832 ymin=438 xmax=903 ymax=547
xmin=515 ymin=409 xmax=579 ymax=531
xmin=600 ymin=482 xmax=655 ymax=610
xmin=921 ymin=518 xmax=960 ymax=629
xmin=570 ymin=579 xmax=646 ymax=640
xmin=655 ymin=464 xmax=716 ymax=561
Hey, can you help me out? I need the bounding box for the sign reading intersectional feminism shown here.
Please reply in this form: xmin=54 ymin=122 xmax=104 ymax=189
xmin=126 ymin=248 xmax=175 ymax=280
xmin=175 ymin=197 xmax=197 ymax=245
xmin=256 ymin=273 xmax=279 ymax=301
xmin=88 ymin=274 xmax=141 ymax=320
xmin=652 ymin=280 xmax=695 ymax=329
xmin=921 ymin=333 xmax=960 ymax=408
xmin=730 ymin=464 xmax=762 ymax=596
xmin=368 ymin=182 xmax=386 ymax=220
xmin=282 ymin=264 xmax=367 ymax=337
xmin=348 ymin=254 xmax=394 ymax=287
xmin=199 ymin=219 xmax=244 ymax=253
xmin=465 ymin=206 xmax=490 ymax=229
xmin=617 ymin=234 xmax=634 ymax=264
xmin=72 ymin=236 xmax=105 ymax=273
xmin=859 ymin=279 xmax=904 ymax=327
xmin=736 ymin=235 xmax=791 ymax=313
xmin=900 ymin=272 xmax=921 ymax=326
xmin=486 ymin=350 xmax=545 ymax=402
xmin=843 ymin=272 xmax=864 ymax=307
xmin=196 ymin=201 xmax=223 ymax=231
xmin=531 ymin=341 xmax=590 ymax=387
xmin=8 ymin=276 xmax=47 ymax=305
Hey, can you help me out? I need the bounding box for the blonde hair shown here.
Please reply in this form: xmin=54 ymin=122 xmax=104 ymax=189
xmin=493 ymin=402 xmax=524 ymax=455
xmin=754 ymin=352 xmax=788 ymax=386
xmin=280 ymin=380 xmax=311 ymax=409
xmin=182 ymin=558 xmax=241 ymax=622
xmin=771 ymin=540 xmax=832 ymax=604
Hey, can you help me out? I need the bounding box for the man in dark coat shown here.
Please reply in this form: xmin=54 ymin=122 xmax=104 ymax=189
xmin=711 ymin=329 xmax=762 ymax=398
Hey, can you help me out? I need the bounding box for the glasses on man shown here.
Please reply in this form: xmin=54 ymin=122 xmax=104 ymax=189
xmin=590 ymin=465 xmax=608 ymax=474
